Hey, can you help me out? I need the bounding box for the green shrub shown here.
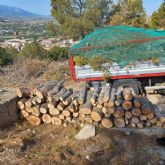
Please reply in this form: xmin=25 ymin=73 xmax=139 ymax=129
xmin=0 ymin=47 xmax=18 ymax=66
xmin=48 ymin=46 xmax=68 ymax=61
xmin=19 ymin=41 xmax=48 ymax=59
xmin=73 ymin=55 xmax=88 ymax=66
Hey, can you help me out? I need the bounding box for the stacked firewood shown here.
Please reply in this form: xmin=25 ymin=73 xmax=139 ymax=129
xmin=17 ymin=81 xmax=165 ymax=128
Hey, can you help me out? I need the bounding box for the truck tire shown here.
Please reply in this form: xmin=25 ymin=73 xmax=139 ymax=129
xmin=112 ymin=79 xmax=144 ymax=95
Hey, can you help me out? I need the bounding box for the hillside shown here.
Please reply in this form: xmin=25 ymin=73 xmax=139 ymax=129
xmin=0 ymin=4 xmax=50 ymax=19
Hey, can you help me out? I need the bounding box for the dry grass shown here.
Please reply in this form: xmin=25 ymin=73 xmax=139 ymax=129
xmin=0 ymin=58 xmax=71 ymax=87
xmin=43 ymin=61 xmax=70 ymax=81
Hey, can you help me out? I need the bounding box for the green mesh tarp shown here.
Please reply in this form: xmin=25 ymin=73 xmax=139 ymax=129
xmin=71 ymin=26 xmax=165 ymax=67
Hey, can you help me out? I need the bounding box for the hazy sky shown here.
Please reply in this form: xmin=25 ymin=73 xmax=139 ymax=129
xmin=0 ymin=0 xmax=163 ymax=16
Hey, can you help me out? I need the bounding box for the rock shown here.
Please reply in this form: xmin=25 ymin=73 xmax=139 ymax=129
xmin=75 ymin=124 xmax=95 ymax=140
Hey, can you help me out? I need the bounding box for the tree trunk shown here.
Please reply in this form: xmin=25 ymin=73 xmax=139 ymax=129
xmin=18 ymin=98 xmax=27 ymax=110
xmin=80 ymin=101 xmax=93 ymax=115
xmin=62 ymin=109 xmax=71 ymax=117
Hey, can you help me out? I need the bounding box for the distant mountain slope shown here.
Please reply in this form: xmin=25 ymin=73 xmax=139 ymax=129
xmin=0 ymin=4 xmax=50 ymax=18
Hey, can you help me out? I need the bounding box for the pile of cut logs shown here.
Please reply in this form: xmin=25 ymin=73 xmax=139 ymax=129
xmin=17 ymin=80 xmax=165 ymax=128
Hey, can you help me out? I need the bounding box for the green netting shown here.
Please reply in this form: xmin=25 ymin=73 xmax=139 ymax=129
xmin=71 ymin=26 xmax=165 ymax=67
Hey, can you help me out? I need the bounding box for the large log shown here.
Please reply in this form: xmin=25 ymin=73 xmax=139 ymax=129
xmin=47 ymin=80 xmax=64 ymax=96
xmin=122 ymin=100 xmax=132 ymax=110
xmin=132 ymin=108 xmax=142 ymax=117
xmin=123 ymin=88 xmax=133 ymax=101
xmin=31 ymin=106 xmax=40 ymax=117
xmin=101 ymin=117 xmax=113 ymax=128
xmin=36 ymin=81 xmax=57 ymax=99
xmin=113 ymin=107 xmax=124 ymax=118
xmin=28 ymin=115 xmax=41 ymax=126
xmin=103 ymin=85 xmax=111 ymax=103
xmin=57 ymin=102 xmax=66 ymax=111
xmin=98 ymin=86 xmax=106 ymax=105
xmin=108 ymin=88 xmax=116 ymax=108
xmin=21 ymin=110 xmax=29 ymax=118
xmin=62 ymin=109 xmax=71 ymax=117
xmin=141 ymin=102 xmax=153 ymax=115
xmin=17 ymin=87 xmax=32 ymax=98
xmin=18 ymin=98 xmax=27 ymax=110
xmin=152 ymin=104 xmax=165 ymax=123
xmin=133 ymin=97 xmax=141 ymax=108
xmin=25 ymin=98 xmax=33 ymax=108
xmin=80 ymin=91 xmax=93 ymax=114
xmin=40 ymin=103 xmax=48 ymax=114
xmin=78 ymin=85 xmax=87 ymax=105
xmin=91 ymin=107 xmax=104 ymax=122
xmin=52 ymin=117 xmax=63 ymax=125
xmin=140 ymin=115 xmax=147 ymax=121
xmin=49 ymin=108 xmax=60 ymax=116
xmin=60 ymin=88 xmax=73 ymax=101
xmin=131 ymin=117 xmax=139 ymax=124
xmin=125 ymin=111 xmax=132 ymax=119
xmin=63 ymin=97 xmax=72 ymax=106
xmin=25 ymin=107 xmax=33 ymax=114
xmin=115 ymin=87 xmax=123 ymax=99
xmin=114 ymin=118 xmax=125 ymax=128
xmin=42 ymin=114 xmax=52 ymax=124
xmin=90 ymin=87 xmax=100 ymax=105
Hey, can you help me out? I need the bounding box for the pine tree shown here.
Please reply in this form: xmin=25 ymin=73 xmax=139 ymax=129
xmin=50 ymin=0 xmax=114 ymax=39
xmin=109 ymin=0 xmax=147 ymax=27
xmin=150 ymin=1 xmax=165 ymax=29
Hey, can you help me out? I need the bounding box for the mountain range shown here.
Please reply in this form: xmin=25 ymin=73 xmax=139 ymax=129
xmin=0 ymin=4 xmax=51 ymax=19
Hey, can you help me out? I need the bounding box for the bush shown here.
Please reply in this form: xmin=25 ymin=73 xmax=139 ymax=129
xmin=48 ymin=46 xmax=68 ymax=61
xmin=19 ymin=41 xmax=48 ymax=59
xmin=0 ymin=47 xmax=18 ymax=66
xmin=73 ymin=55 xmax=88 ymax=66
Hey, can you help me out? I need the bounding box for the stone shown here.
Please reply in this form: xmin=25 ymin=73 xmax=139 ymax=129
xmin=75 ymin=124 xmax=95 ymax=140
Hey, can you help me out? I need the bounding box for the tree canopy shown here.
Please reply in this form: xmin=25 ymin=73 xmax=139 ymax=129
xmin=109 ymin=0 xmax=147 ymax=27
xmin=150 ymin=1 xmax=165 ymax=29
xmin=50 ymin=0 xmax=114 ymax=39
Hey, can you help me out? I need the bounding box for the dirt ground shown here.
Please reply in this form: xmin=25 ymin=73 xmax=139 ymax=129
xmin=0 ymin=120 xmax=164 ymax=165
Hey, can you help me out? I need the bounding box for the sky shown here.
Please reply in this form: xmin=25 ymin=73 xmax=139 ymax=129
xmin=0 ymin=0 xmax=164 ymax=16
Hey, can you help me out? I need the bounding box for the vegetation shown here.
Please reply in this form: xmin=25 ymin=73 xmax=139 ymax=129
xmin=0 ymin=47 xmax=18 ymax=66
xmin=73 ymin=55 xmax=88 ymax=66
xmin=150 ymin=2 xmax=165 ymax=29
xmin=50 ymin=0 xmax=114 ymax=39
xmin=109 ymin=0 xmax=147 ymax=27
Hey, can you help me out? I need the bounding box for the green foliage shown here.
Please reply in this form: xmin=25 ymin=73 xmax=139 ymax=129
xmin=73 ymin=55 xmax=88 ymax=66
xmin=19 ymin=41 xmax=48 ymax=59
xmin=109 ymin=0 xmax=147 ymax=27
xmin=48 ymin=46 xmax=68 ymax=61
xmin=150 ymin=2 xmax=165 ymax=29
xmin=89 ymin=56 xmax=108 ymax=71
xmin=0 ymin=47 xmax=18 ymax=66
xmin=50 ymin=0 xmax=114 ymax=39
